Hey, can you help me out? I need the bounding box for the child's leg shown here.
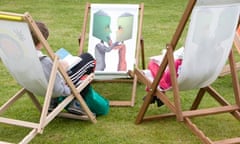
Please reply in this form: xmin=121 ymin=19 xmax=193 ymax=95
xmin=65 ymin=53 xmax=96 ymax=115
xmin=78 ymin=53 xmax=96 ymax=74
xmin=67 ymin=53 xmax=96 ymax=87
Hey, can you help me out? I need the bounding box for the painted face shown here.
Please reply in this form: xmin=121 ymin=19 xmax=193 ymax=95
xmin=92 ymin=10 xmax=111 ymax=43
xmin=116 ymin=13 xmax=133 ymax=42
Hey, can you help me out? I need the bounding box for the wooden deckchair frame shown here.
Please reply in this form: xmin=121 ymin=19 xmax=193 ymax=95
xmin=135 ymin=1 xmax=240 ymax=144
xmin=78 ymin=2 xmax=145 ymax=107
xmin=0 ymin=11 xmax=96 ymax=144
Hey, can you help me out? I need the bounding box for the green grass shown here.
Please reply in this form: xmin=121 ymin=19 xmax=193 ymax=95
xmin=1 ymin=0 xmax=240 ymax=144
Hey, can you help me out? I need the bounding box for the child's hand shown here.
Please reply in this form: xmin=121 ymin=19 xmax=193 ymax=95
xmin=59 ymin=60 xmax=69 ymax=71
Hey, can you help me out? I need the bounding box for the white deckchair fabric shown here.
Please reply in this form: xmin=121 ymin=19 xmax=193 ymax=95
xmin=178 ymin=3 xmax=240 ymax=90
xmin=0 ymin=20 xmax=48 ymax=96
xmin=196 ymin=0 xmax=240 ymax=6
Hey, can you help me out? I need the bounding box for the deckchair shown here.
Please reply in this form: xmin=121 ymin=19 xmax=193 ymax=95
xmin=135 ymin=0 xmax=240 ymax=143
xmin=0 ymin=11 xmax=96 ymax=144
xmin=78 ymin=2 xmax=145 ymax=107
xmin=220 ymin=24 xmax=240 ymax=76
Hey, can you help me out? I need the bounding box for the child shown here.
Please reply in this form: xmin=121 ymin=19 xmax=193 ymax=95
xmin=145 ymin=48 xmax=183 ymax=107
xmin=148 ymin=55 xmax=183 ymax=90
xmin=32 ymin=21 xmax=96 ymax=115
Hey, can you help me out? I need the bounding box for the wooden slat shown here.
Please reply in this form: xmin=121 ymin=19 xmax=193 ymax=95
xmin=183 ymin=105 xmax=240 ymax=118
xmin=110 ymin=101 xmax=133 ymax=107
xmin=0 ymin=117 xmax=38 ymax=129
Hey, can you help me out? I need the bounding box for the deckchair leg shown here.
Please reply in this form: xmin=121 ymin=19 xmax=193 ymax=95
xmin=135 ymin=91 xmax=152 ymax=124
xmin=20 ymin=129 xmax=38 ymax=144
xmin=191 ymin=88 xmax=206 ymax=110
xmin=0 ymin=88 xmax=26 ymax=114
xmin=130 ymin=74 xmax=138 ymax=106
xmin=75 ymin=94 xmax=97 ymax=124
xmin=184 ymin=118 xmax=213 ymax=144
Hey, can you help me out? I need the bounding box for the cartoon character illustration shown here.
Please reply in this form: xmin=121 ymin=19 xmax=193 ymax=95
xmin=93 ymin=10 xmax=114 ymax=71
xmin=92 ymin=10 xmax=134 ymax=71
xmin=114 ymin=13 xmax=134 ymax=71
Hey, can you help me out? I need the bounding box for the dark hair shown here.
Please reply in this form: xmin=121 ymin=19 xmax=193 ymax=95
xmin=31 ymin=21 xmax=49 ymax=45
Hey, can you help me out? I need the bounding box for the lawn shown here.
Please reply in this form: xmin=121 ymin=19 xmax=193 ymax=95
xmin=0 ymin=0 xmax=240 ymax=144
